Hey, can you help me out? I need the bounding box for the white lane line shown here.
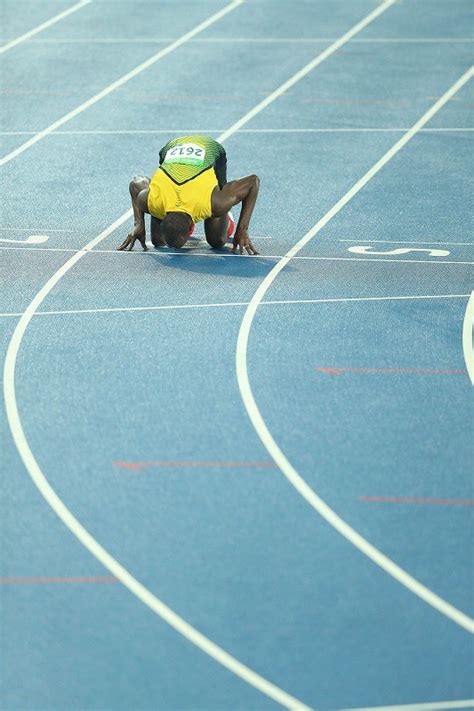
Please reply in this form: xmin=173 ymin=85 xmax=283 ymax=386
xmin=0 ymin=0 xmax=243 ymax=166
xmin=5 ymin=37 xmax=472 ymax=44
xmin=263 ymin=294 xmax=470 ymax=306
xmin=462 ymin=292 xmax=474 ymax=385
xmin=2 ymin=211 xmax=311 ymax=711
xmin=350 ymin=38 xmax=474 ymax=43
xmin=340 ymin=239 xmax=474 ymax=246
xmin=1 ymin=0 xmax=396 ymax=164
xmin=218 ymin=0 xmax=397 ymax=142
xmin=0 ymin=227 xmax=76 ymax=232
xmin=337 ymin=701 xmax=474 ymax=711
xmin=2 ymin=128 xmax=472 ymax=136
xmin=0 ymin=246 xmax=96 ymax=253
xmin=235 ymin=67 xmax=474 ymax=634
xmin=288 ymin=256 xmax=474 ymax=266
xmin=0 ymin=294 xmax=468 ymax=320
xmin=2 ymin=244 xmax=473 ymax=264
xmin=88 ymin=254 xmax=474 ymax=266
xmin=0 ymin=0 xmax=91 ymax=55
xmin=0 ymin=302 xmax=250 ymax=318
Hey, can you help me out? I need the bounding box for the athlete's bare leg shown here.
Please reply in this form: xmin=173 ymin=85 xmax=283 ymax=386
xmin=204 ymin=214 xmax=229 ymax=248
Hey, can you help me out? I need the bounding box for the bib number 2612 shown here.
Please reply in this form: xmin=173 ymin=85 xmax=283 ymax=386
xmin=164 ymin=143 xmax=206 ymax=166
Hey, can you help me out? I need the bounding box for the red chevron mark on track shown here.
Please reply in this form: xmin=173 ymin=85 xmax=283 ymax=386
xmin=113 ymin=460 xmax=277 ymax=471
xmin=317 ymin=367 xmax=466 ymax=375
xmin=360 ymin=496 xmax=474 ymax=506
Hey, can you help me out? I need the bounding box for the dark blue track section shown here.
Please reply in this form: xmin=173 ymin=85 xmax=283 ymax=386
xmin=1 ymin=1 xmax=473 ymax=709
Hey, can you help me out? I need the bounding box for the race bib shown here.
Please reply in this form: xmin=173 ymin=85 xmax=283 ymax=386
xmin=164 ymin=143 xmax=206 ymax=166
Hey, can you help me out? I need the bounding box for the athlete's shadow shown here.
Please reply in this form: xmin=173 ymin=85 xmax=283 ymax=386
xmin=148 ymin=246 xmax=287 ymax=278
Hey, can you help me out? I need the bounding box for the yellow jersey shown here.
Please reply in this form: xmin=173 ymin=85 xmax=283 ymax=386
xmin=147 ymin=166 xmax=217 ymax=224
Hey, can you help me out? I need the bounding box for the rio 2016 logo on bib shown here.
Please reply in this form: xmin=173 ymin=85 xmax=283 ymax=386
xmin=164 ymin=143 xmax=206 ymax=166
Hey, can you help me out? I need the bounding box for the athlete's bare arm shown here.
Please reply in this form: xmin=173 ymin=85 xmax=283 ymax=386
xmin=117 ymin=177 xmax=150 ymax=251
xmin=211 ymin=174 xmax=260 ymax=255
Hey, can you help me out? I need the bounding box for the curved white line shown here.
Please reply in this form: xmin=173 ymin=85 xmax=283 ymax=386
xmin=235 ymin=69 xmax=474 ymax=634
xmin=3 ymin=213 xmax=311 ymax=711
xmin=236 ymin=295 xmax=474 ymax=632
xmin=462 ymin=292 xmax=474 ymax=385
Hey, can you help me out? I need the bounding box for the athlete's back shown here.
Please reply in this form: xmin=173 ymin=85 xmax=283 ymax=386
xmin=159 ymin=135 xmax=226 ymax=185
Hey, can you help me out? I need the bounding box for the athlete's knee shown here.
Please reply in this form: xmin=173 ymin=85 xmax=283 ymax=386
xmin=206 ymin=234 xmax=226 ymax=249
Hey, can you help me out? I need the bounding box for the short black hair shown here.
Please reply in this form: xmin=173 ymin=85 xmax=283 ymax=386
xmin=161 ymin=212 xmax=190 ymax=246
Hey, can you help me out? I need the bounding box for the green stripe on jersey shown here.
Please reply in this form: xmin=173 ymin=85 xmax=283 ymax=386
xmin=159 ymin=135 xmax=224 ymax=184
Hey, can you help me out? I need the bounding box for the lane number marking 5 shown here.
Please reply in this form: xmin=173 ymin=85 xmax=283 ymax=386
xmin=348 ymin=245 xmax=450 ymax=257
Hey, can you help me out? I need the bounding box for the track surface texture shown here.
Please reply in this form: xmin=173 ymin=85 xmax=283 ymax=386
xmin=1 ymin=1 xmax=473 ymax=710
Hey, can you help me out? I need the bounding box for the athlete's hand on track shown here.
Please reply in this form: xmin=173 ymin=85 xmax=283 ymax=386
xmin=232 ymin=229 xmax=259 ymax=255
xmin=117 ymin=225 xmax=148 ymax=251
